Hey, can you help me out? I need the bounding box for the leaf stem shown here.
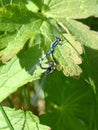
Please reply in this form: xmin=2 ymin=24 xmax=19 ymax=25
xmin=10 ymin=0 xmax=13 ymax=5
xmin=0 ymin=104 xmax=14 ymax=130
xmin=0 ymin=0 xmax=5 ymax=7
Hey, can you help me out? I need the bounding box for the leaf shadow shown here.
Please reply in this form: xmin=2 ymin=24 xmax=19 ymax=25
xmin=81 ymin=45 xmax=98 ymax=89
xmin=77 ymin=16 xmax=98 ymax=32
xmin=17 ymin=45 xmax=42 ymax=75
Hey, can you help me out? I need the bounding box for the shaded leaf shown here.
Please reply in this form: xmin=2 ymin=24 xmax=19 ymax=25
xmin=40 ymin=71 xmax=95 ymax=130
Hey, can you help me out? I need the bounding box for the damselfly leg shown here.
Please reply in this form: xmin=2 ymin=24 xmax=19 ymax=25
xmin=39 ymin=37 xmax=61 ymax=73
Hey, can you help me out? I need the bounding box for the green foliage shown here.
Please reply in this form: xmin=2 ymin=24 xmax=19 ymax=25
xmin=0 ymin=106 xmax=50 ymax=130
xmin=40 ymin=71 xmax=92 ymax=130
xmin=0 ymin=0 xmax=98 ymax=130
xmin=0 ymin=45 xmax=43 ymax=102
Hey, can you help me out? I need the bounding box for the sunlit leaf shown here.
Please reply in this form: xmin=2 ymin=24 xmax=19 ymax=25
xmin=62 ymin=19 xmax=98 ymax=50
xmin=0 ymin=3 xmax=42 ymax=63
xmin=58 ymin=18 xmax=98 ymax=88
xmin=0 ymin=106 xmax=50 ymax=130
xmin=0 ymin=0 xmax=97 ymax=130
xmin=43 ymin=0 xmax=98 ymax=19
xmin=40 ymin=21 xmax=83 ymax=76
xmin=0 ymin=45 xmax=44 ymax=103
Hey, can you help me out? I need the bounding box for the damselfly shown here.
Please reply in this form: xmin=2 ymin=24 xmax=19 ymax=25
xmin=39 ymin=37 xmax=61 ymax=74
xmin=31 ymin=37 xmax=61 ymax=105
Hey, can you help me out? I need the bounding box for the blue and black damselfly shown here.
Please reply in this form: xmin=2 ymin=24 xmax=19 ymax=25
xmin=31 ymin=37 xmax=61 ymax=105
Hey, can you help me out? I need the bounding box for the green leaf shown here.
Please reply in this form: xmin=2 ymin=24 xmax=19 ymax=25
xmin=0 ymin=1 xmax=85 ymax=77
xmin=26 ymin=0 xmax=39 ymax=12
xmin=40 ymin=21 xmax=83 ymax=76
xmin=0 ymin=45 xmax=44 ymax=103
xmin=54 ymin=34 xmax=83 ymax=76
xmin=58 ymin=18 xmax=98 ymax=91
xmin=0 ymin=106 xmax=50 ymax=130
xmin=40 ymin=71 xmax=95 ymax=130
xmin=0 ymin=3 xmax=42 ymax=63
xmin=31 ymin=0 xmax=43 ymax=10
xmin=0 ymin=1 xmax=97 ymax=130
xmin=62 ymin=19 xmax=98 ymax=50
xmin=43 ymin=0 xmax=98 ymax=19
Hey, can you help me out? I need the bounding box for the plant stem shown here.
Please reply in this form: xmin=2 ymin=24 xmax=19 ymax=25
xmin=0 ymin=0 xmax=4 ymax=7
xmin=0 ymin=104 xmax=14 ymax=130
xmin=10 ymin=0 xmax=13 ymax=5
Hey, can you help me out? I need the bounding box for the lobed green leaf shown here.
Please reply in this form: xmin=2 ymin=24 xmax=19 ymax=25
xmin=0 ymin=106 xmax=50 ymax=130
xmin=0 ymin=45 xmax=44 ymax=102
